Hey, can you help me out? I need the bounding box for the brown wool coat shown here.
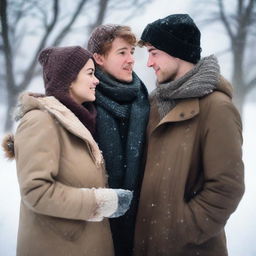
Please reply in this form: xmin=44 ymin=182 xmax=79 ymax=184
xmin=7 ymin=94 xmax=115 ymax=256
xmin=133 ymin=80 xmax=244 ymax=256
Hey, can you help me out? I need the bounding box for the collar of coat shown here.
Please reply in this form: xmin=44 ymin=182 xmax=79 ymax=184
xmin=153 ymin=75 xmax=233 ymax=130
xmin=11 ymin=93 xmax=103 ymax=166
xmin=157 ymin=98 xmax=199 ymax=127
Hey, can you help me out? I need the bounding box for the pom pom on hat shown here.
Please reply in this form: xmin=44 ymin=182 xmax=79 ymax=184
xmin=38 ymin=47 xmax=53 ymax=66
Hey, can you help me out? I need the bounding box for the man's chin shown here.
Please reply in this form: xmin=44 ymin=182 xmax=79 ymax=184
xmin=157 ymin=76 xmax=173 ymax=84
xmin=118 ymin=76 xmax=133 ymax=83
xmin=157 ymin=78 xmax=165 ymax=84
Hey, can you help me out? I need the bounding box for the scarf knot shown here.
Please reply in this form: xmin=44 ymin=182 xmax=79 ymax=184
xmin=96 ymin=68 xmax=140 ymax=102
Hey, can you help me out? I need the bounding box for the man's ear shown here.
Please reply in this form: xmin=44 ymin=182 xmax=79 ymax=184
xmin=93 ymin=53 xmax=104 ymax=66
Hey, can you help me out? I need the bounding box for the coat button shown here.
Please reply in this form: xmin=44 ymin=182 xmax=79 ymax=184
xmin=180 ymin=112 xmax=185 ymax=118
xmin=191 ymin=110 xmax=195 ymax=115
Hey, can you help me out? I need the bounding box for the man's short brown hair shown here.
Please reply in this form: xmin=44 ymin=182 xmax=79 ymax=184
xmin=87 ymin=24 xmax=137 ymax=56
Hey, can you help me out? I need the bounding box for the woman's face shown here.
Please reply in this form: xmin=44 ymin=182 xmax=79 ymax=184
xmin=69 ymin=58 xmax=99 ymax=104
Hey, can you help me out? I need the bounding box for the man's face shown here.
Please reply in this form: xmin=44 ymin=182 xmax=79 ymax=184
xmin=146 ymin=45 xmax=180 ymax=84
xmin=94 ymin=37 xmax=135 ymax=82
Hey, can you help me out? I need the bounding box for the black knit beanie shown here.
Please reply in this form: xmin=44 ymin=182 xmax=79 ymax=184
xmin=140 ymin=14 xmax=201 ymax=64
xmin=38 ymin=46 xmax=97 ymax=135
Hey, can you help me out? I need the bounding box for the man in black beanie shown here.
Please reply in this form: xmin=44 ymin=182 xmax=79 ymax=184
xmin=87 ymin=25 xmax=150 ymax=256
xmin=133 ymin=14 xmax=244 ymax=256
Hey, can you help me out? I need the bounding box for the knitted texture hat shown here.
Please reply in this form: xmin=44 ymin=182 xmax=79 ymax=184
xmin=38 ymin=46 xmax=97 ymax=135
xmin=38 ymin=46 xmax=92 ymax=96
xmin=140 ymin=14 xmax=201 ymax=64
xmin=87 ymin=24 xmax=120 ymax=54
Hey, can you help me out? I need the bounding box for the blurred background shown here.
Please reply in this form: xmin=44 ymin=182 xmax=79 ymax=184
xmin=0 ymin=0 xmax=255 ymax=255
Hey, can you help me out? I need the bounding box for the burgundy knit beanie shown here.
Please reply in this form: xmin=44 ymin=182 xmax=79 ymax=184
xmin=38 ymin=46 xmax=97 ymax=135
xmin=38 ymin=46 xmax=92 ymax=96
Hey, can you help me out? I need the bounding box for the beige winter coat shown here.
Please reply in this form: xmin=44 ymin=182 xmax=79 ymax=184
xmin=3 ymin=93 xmax=117 ymax=256
xmin=133 ymin=79 xmax=244 ymax=256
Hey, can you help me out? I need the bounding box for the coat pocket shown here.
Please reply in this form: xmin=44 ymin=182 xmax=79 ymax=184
xmin=37 ymin=214 xmax=86 ymax=241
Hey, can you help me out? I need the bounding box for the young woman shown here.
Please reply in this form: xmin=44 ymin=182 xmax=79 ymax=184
xmin=2 ymin=46 xmax=132 ymax=256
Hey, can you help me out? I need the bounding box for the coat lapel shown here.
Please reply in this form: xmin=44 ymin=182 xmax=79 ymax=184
xmin=155 ymin=98 xmax=200 ymax=129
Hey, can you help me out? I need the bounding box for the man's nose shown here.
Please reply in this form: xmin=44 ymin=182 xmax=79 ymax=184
xmin=147 ymin=57 xmax=153 ymax=67
xmin=127 ymin=53 xmax=134 ymax=64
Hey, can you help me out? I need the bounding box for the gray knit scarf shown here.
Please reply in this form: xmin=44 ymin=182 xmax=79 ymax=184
xmin=151 ymin=55 xmax=220 ymax=119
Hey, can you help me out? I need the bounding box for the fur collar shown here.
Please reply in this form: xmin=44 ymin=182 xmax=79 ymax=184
xmin=3 ymin=93 xmax=103 ymax=166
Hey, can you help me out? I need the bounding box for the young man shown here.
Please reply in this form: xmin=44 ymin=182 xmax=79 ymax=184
xmin=87 ymin=25 xmax=149 ymax=256
xmin=133 ymin=14 xmax=244 ymax=256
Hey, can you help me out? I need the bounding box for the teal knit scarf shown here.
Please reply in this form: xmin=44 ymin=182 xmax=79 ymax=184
xmin=95 ymin=68 xmax=149 ymax=256
xmin=95 ymin=68 xmax=149 ymax=189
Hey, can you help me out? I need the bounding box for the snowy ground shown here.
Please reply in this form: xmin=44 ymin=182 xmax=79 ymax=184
xmin=0 ymin=102 xmax=255 ymax=256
